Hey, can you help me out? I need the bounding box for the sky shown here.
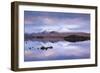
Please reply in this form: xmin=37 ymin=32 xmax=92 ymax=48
xmin=24 ymin=11 xmax=90 ymax=33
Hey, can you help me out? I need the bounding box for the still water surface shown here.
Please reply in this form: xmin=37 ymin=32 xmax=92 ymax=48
xmin=24 ymin=40 xmax=90 ymax=61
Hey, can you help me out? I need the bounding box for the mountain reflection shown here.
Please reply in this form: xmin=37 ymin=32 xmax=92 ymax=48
xmin=25 ymin=32 xmax=90 ymax=51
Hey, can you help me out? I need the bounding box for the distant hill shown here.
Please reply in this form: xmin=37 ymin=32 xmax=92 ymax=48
xmin=24 ymin=32 xmax=90 ymax=42
xmin=25 ymin=32 xmax=90 ymax=37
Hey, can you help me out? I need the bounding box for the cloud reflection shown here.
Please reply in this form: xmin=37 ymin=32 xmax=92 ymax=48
xmin=24 ymin=41 xmax=90 ymax=61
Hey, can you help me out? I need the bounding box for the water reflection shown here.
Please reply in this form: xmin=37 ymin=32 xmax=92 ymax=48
xmin=24 ymin=40 xmax=90 ymax=61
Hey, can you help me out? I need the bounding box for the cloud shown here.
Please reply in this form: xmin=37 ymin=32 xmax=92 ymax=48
xmin=24 ymin=11 xmax=90 ymax=33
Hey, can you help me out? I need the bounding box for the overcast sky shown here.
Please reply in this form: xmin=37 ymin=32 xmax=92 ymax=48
xmin=24 ymin=11 xmax=90 ymax=33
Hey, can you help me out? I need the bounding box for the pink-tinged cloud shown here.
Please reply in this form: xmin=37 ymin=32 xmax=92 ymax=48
xmin=24 ymin=11 xmax=90 ymax=33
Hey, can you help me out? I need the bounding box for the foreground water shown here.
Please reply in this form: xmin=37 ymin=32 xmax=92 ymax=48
xmin=24 ymin=40 xmax=90 ymax=61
